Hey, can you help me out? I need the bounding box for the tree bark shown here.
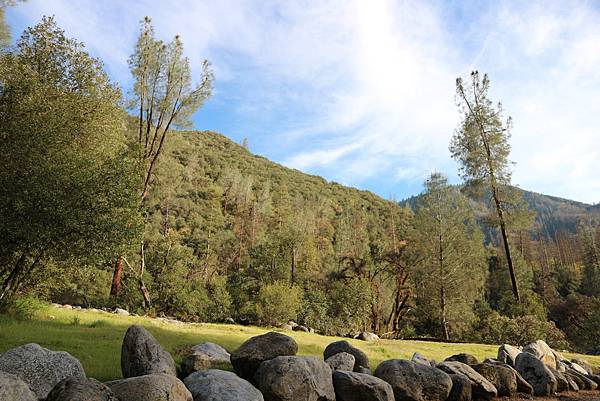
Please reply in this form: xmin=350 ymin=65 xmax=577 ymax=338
xmin=110 ymin=256 xmax=123 ymax=297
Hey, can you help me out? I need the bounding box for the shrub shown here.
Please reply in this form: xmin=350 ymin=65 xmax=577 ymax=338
xmin=256 ymin=281 xmax=303 ymax=326
xmin=6 ymin=295 xmax=45 ymax=320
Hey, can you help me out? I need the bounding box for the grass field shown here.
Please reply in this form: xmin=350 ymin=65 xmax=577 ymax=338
xmin=1 ymin=305 xmax=599 ymax=381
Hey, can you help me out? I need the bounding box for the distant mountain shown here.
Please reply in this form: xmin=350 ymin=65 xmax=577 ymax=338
xmin=401 ymin=187 xmax=600 ymax=241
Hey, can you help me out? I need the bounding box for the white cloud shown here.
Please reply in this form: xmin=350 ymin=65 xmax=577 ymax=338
xmin=8 ymin=0 xmax=600 ymax=203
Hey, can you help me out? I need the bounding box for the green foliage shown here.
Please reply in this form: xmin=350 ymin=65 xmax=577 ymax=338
xmin=4 ymin=295 xmax=45 ymax=320
xmin=328 ymin=278 xmax=372 ymax=335
xmin=256 ymin=281 xmax=303 ymax=326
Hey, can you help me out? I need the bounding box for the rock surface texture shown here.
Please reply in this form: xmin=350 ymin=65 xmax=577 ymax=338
xmin=374 ymin=359 xmax=452 ymax=401
xmin=183 ymin=369 xmax=264 ymax=401
xmin=332 ymin=370 xmax=394 ymax=401
xmin=515 ymin=351 xmax=557 ymax=396
xmin=323 ymin=340 xmax=370 ymax=372
xmin=121 ymin=325 xmax=177 ymax=378
xmin=108 ymin=373 xmax=192 ymax=401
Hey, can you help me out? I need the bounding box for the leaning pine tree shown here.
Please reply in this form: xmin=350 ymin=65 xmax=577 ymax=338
xmin=450 ymin=71 xmax=533 ymax=302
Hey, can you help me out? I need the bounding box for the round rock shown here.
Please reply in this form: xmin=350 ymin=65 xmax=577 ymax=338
xmin=447 ymin=373 xmax=471 ymax=401
xmin=0 ymin=371 xmax=37 ymax=401
xmin=231 ymin=332 xmax=298 ymax=383
xmin=255 ymin=355 xmax=335 ymax=401
xmin=46 ymin=377 xmax=117 ymax=401
xmin=0 ymin=343 xmax=85 ymax=399
xmin=515 ymin=351 xmax=557 ymax=396
xmin=326 ymin=352 xmax=355 ymax=372
xmin=472 ymin=363 xmax=516 ymax=397
xmin=497 ymin=344 xmax=521 ymax=367
xmin=183 ymin=369 xmax=263 ymax=401
xmin=437 ymin=361 xmax=497 ymax=400
xmin=108 ymin=373 xmax=192 ymax=401
xmin=332 ymin=370 xmax=394 ymax=401
xmin=323 ymin=340 xmax=370 ymax=372
xmin=121 ymin=325 xmax=177 ymax=378
xmin=445 ymin=353 xmax=478 ymax=365
xmin=374 ymin=359 xmax=452 ymax=401
xmin=181 ymin=343 xmax=231 ymax=377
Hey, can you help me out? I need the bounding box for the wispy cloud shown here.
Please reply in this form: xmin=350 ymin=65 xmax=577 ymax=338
xmin=7 ymin=0 xmax=600 ymax=203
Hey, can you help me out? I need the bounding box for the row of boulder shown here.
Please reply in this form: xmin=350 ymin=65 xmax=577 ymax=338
xmin=1 ymin=325 xmax=599 ymax=401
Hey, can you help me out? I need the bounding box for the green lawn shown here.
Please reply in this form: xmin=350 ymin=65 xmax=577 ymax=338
xmin=1 ymin=305 xmax=598 ymax=381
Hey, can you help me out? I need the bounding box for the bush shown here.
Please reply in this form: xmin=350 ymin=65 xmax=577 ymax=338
xmin=299 ymin=284 xmax=330 ymax=333
xmin=327 ymin=278 xmax=372 ymax=335
xmin=5 ymin=295 xmax=45 ymax=320
xmin=256 ymin=281 xmax=303 ymax=326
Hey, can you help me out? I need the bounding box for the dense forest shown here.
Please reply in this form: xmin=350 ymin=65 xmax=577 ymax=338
xmin=1 ymin=12 xmax=600 ymax=354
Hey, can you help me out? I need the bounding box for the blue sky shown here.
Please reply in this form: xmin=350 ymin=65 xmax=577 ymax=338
xmin=7 ymin=0 xmax=600 ymax=203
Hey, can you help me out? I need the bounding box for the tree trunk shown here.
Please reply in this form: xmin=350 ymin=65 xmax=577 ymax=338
xmin=291 ymin=247 xmax=297 ymax=284
xmin=492 ymin=188 xmax=521 ymax=302
xmin=139 ymin=241 xmax=151 ymax=308
xmin=110 ymin=256 xmax=123 ymax=297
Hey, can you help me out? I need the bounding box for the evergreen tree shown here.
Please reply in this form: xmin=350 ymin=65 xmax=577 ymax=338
xmin=411 ymin=173 xmax=486 ymax=339
xmin=450 ymin=71 xmax=533 ymax=302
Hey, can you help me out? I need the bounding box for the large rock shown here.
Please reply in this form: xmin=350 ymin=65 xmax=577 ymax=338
xmin=0 ymin=343 xmax=85 ymax=399
xmin=181 ymin=343 xmax=231 ymax=377
xmin=355 ymin=332 xmax=379 ymax=342
xmin=108 ymin=373 xmax=192 ymax=401
xmin=46 ymin=377 xmax=117 ymax=401
xmin=411 ymin=352 xmax=431 ymax=367
xmin=121 ymin=325 xmax=177 ymax=378
xmin=255 ymin=356 xmax=335 ymax=401
xmin=332 ymin=370 xmax=394 ymax=401
xmin=231 ymin=332 xmax=298 ymax=383
xmin=437 ymin=361 xmax=497 ymax=400
xmin=472 ymin=363 xmax=516 ymax=397
xmin=515 ymin=351 xmax=557 ymax=396
xmin=374 ymin=359 xmax=452 ymax=401
xmin=572 ymin=358 xmax=600 ymax=375
xmin=548 ymin=367 xmax=575 ymax=392
xmin=445 ymin=353 xmax=478 ymax=365
xmin=566 ymin=368 xmax=598 ymax=390
xmin=482 ymin=359 xmax=533 ymax=394
xmin=183 ymin=369 xmax=263 ymax=401
xmin=447 ymin=374 xmax=471 ymax=401
xmin=323 ymin=340 xmax=370 ymax=372
xmin=0 ymin=371 xmax=37 ymax=401
xmin=497 ymin=344 xmax=521 ymax=367
xmin=326 ymin=352 xmax=355 ymax=371
xmin=522 ymin=340 xmax=557 ymax=369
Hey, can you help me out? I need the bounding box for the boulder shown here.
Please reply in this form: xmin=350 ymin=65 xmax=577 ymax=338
xmin=108 ymin=373 xmax=192 ymax=401
xmin=472 ymin=363 xmax=517 ymax=396
xmin=183 ymin=369 xmax=263 ymax=401
xmin=515 ymin=351 xmax=557 ymax=396
xmin=522 ymin=340 xmax=557 ymax=369
xmin=497 ymin=344 xmax=521 ymax=367
xmin=548 ymin=367 xmax=570 ymax=392
xmin=255 ymin=356 xmax=335 ymax=401
xmin=230 ymin=332 xmax=298 ymax=383
xmin=0 ymin=371 xmax=37 ymax=401
xmin=332 ymin=370 xmax=394 ymax=401
xmin=180 ymin=342 xmax=231 ymax=377
xmin=447 ymin=374 xmax=471 ymax=401
xmin=445 ymin=353 xmax=478 ymax=365
xmin=114 ymin=307 xmax=129 ymax=316
xmin=326 ymin=352 xmax=355 ymax=371
xmin=566 ymin=368 xmax=597 ymax=390
xmin=0 ymin=343 xmax=85 ymax=399
xmin=374 ymin=359 xmax=452 ymax=401
xmin=355 ymin=332 xmax=379 ymax=342
xmin=570 ymin=362 xmax=589 ymax=375
xmin=292 ymin=325 xmax=310 ymax=333
xmin=46 ymin=377 xmax=117 ymax=401
xmin=482 ymin=359 xmax=533 ymax=394
xmin=572 ymin=358 xmax=600 ymax=375
xmin=224 ymin=317 xmax=235 ymax=324
xmin=411 ymin=352 xmax=431 ymax=367
xmin=565 ymin=370 xmax=585 ymax=390
xmin=279 ymin=324 xmax=293 ymax=331
xmin=323 ymin=340 xmax=370 ymax=372
xmin=437 ymin=361 xmax=497 ymax=400
xmin=121 ymin=325 xmax=177 ymax=378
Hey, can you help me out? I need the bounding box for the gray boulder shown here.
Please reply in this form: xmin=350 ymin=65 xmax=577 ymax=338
xmin=121 ymin=325 xmax=177 ymax=378
xmin=326 ymin=352 xmax=355 ymax=371
xmin=445 ymin=353 xmax=478 ymax=365
xmin=522 ymin=340 xmax=557 ymax=369
xmin=497 ymin=344 xmax=521 ymax=367
xmin=183 ymin=369 xmax=263 ymax=401
xmin=0 ymin=343 xmax=85 ymax=399
xmin=482 ymin=358 xmax=533 ymax=394
xmin=548 ymin=367 xmax=575 ymax=392
xmin=437 ymin=361 xmax=497 ymax=400
xmin=374 ymin=359 xmax=452 ymax=401
xmin=566 ymin=368 xmax=597 ymax=390
xmin=355 ymin=332 xmax=379 ymax=342
xmin=114 ymin=307 xmax=129 ymax=316
xmin=279 ymin=324 xmax=293 ymax=331
xmin=472 ymin=363 xmax=516 ymax=396
xmin=515 ymin=351 xmax=557 ymax=396
xmin=332 ymin=370 xmax=394 ymax=401
xmin=46 ymin=377 xmax=117 ymax=401
xmin=572 ymin=358 xmax=600 ymax=375
xmin=323 ymin=340 xmax=370 ymax=372
xmin=181 ymin=343 xmax=231 ymax=377
xmin=255 ymin=356 xmax=335 ymax=401
xmin=0 ymin=371 xmax=37 ymax=401
xmin=570 ymin=362 xmax=589 ymax=375
xmin=447 ymin=374 xmax=471 ymax=401
xmin=108 ymin=373 xmax=192 ymax=401
xmin=411 ymin=352 xmax=430 ymax=366
xmin=231 ymin=332 xmax=298 ymax=383
xmin=292 ymin=325 xmax=310 ymax=332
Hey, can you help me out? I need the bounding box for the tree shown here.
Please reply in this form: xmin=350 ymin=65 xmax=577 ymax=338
xmin=110 ymin=17 xmax=214 ymax=300
xmin=411 ymin=173 xmax=486 ymax=339
xmin=450 ymin=71 xmax=532 ymax=302
xmin=0 ymin=17 xmax=141 ymax=301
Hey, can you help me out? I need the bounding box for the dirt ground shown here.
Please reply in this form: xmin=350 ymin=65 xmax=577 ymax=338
xmin=505 ymin=391 xmax=600 ymax=401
